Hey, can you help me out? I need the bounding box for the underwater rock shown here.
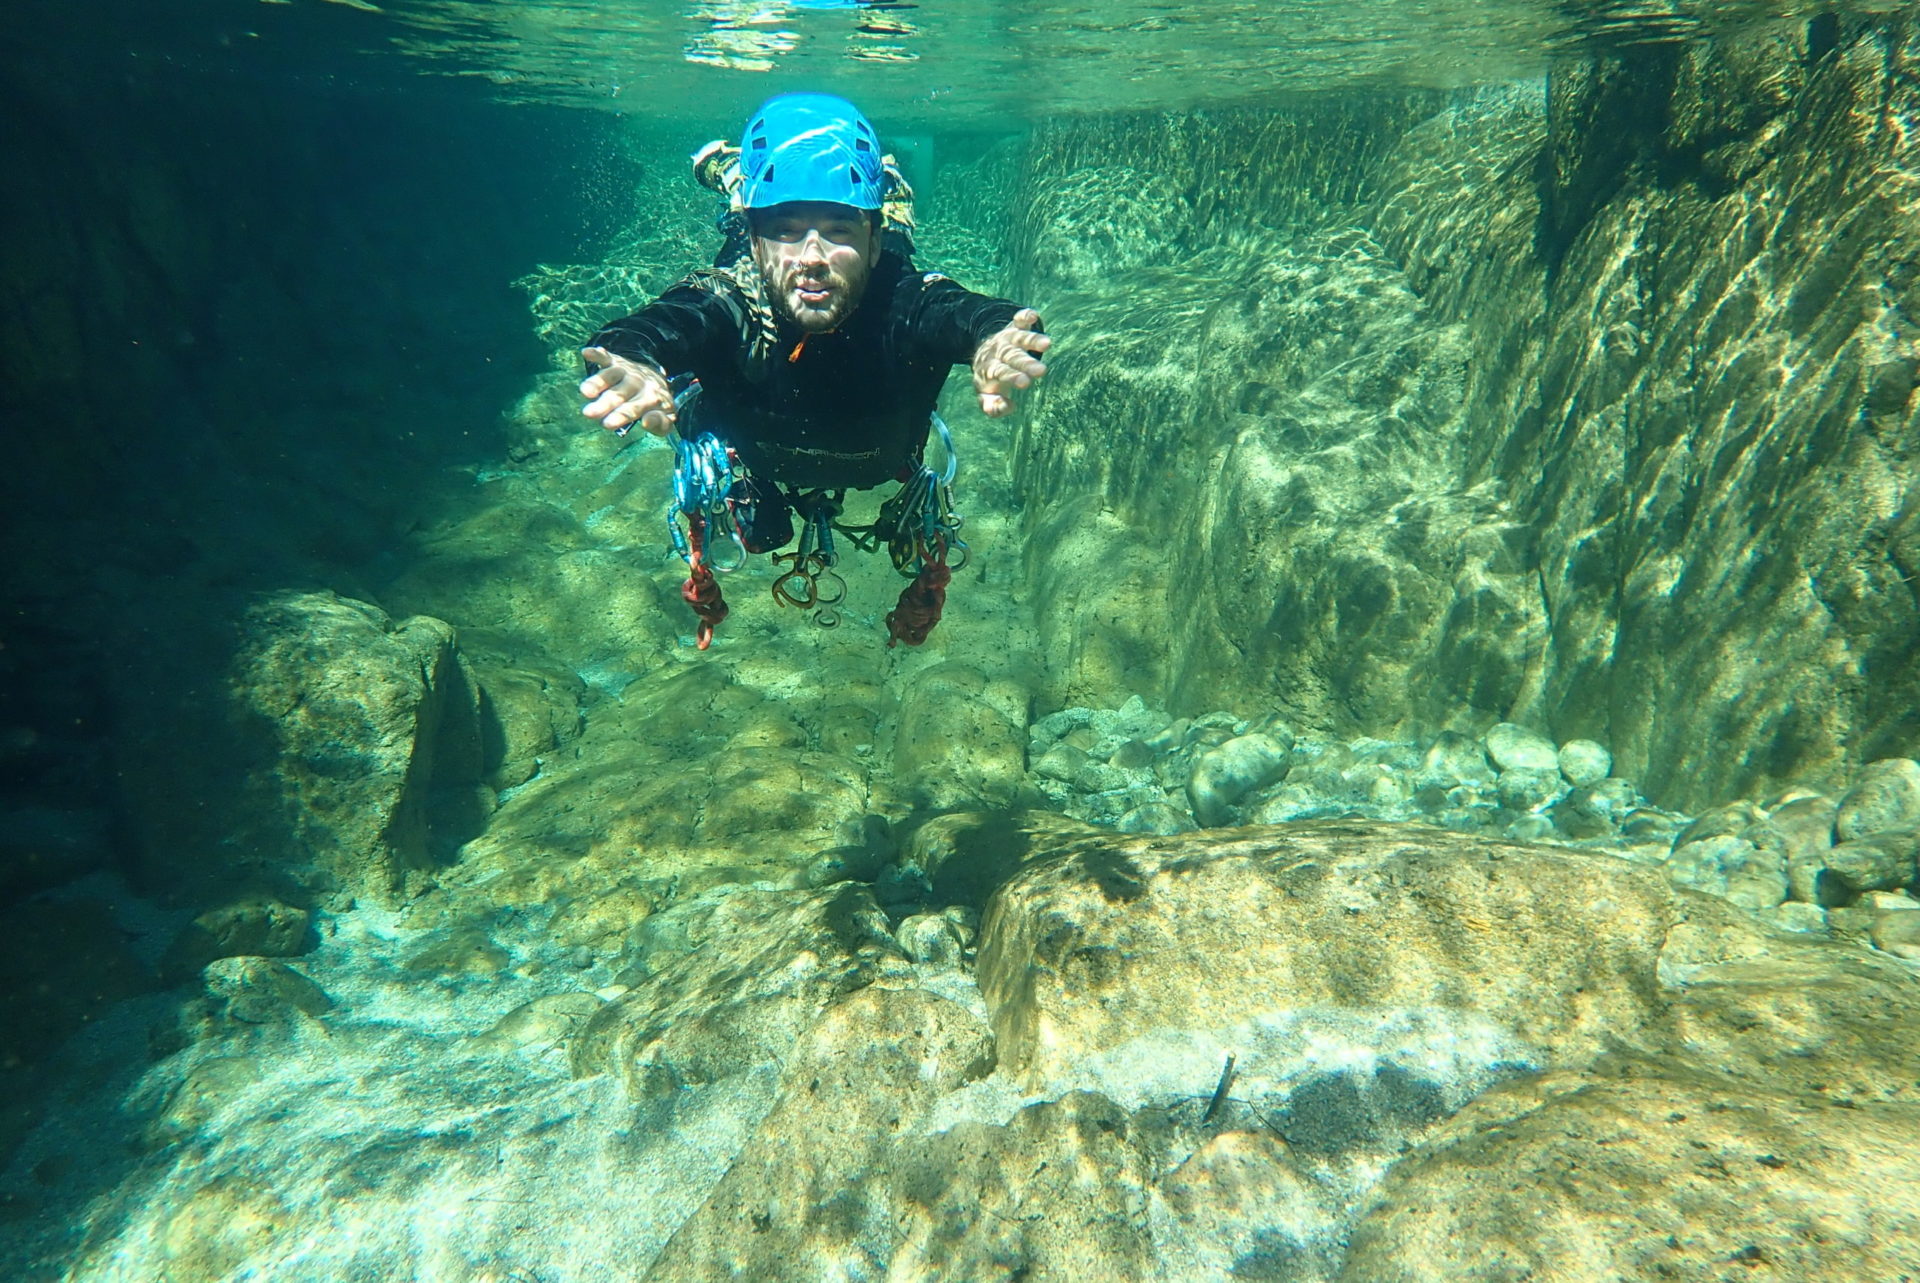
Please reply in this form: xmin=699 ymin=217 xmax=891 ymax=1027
xmin=1030 ymin=706 xmax=1094 ymax=746
xmin=1665 ymin=835 xmax=1788 ymax=911
xmin=569 ymin=883 xmax=902 ymax=1098
xmin=1822 ymin=830 xmax=1920 ymax=897
xmin=1118 ymin=800 xmax=1196 ymax=836
xmin=1034 ymin=741 xmax=1089 ymax=783
xmin=157 ymin=1174 xmax=289 ymax=1283
xmin=1554 ymin=738 xmax=1611 ymax=787
xmin=232 ymin=591 xmax=487 ymax=905
xmin=1482 ymin=723 xmax=1559 ymax=774
xmin=1546 ymin=787 xmax=1615 ymax=840
xmin=893 ymin=662 xmax=1030 ymax=811
xmin=161 ymin=897 xmax=314 ymax=982
xmin=1417 ymin=731 xmax=1495 ymax=784
xmin=1088 ymin=693 xmax=1170 ymax=744
xmin=467 ymin=658 xmax=584 ymax=790
xmin=403 ymin=925 xmax=510 ymax=976
xmin=1495 ymin=767 xmax=1565 ymax=814
xmin=1506 ymin=814 xmax=1555 ymax=842
xmin=975 ymin=819 xmax=1677 ymax=1089
xmin=1341 ymin=1071 xmax=1920 ymax=1283
xmin=1762 ymin=901 xmax=1829 ymax=934
xmin=642 ymin=986 xmax=1002 ymax=1280
xmin=901 ymin=809 xmax=1106 ymax=911
xmin=896 ymin=912 xmax=968 ymax=967
xmin=201 ymin=956 xmax=333 ymax=1025
xmin=1672 ymin=800 xmax=1768 ymax=849
xmin=1187 ymin=732 xmax=1293 ymax=826
xmin=472 ymin=992 xmax=605 ymax=1052
xmin=814 ymin=702 xmax=879 ymax=759
xmin=1748 ymin=794 xmax=1839 ymax=902
xmin=1836 ymin=758 xmax=1920 ymax=843
xmin=144 ymin=1055 xmax=265 ymax=1150
xmin=1874 ymin=911 xmax=1920 ymax=961
xmin=800 ymin=842 xmax=889 ymax=890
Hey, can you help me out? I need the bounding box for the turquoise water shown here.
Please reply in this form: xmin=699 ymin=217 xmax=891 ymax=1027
xmin=4 ymin=0 xmax=1920 ymax=1279
xmin=9 ymin=0 xmax=1903 ymax=120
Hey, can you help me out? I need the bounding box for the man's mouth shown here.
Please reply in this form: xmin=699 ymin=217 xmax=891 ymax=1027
xmin=794 ymin=280 xmax=833 ymax=305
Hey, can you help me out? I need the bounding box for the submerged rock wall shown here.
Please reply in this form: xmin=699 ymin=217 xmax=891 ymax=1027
xmin=998 ymin=17 xmax=1920 ymax=812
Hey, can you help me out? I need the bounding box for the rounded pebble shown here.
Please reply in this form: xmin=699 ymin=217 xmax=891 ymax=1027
xmin=896 ymin=913 xmax=967 ymax=967
xmin=1483 ymin=723 xmax=1560 ymax=774
xmin=1836 ymin=758 xmax=1920 ymax=842
xmin=1556 ymin=739 xmax=1612 ymax=788
xmin=1762 ymin=902 xmax=1829 ymax=934
xmin=1032 ymin=708 xmax=1092 ymax=745
xmin=1823 ymin=830 xmax=1920 ymax=895
xmin=1497 ymin=767 xmax=1566 ymax=814
xmin=1187 ymin=732 xmax=1293 ymax=826
xmin=1034 ymin=743 xmax=1089 ymax=783
xmin=1871 ymin=910 xmax=1920 ymax=961
xmin=1420 ymin=731 xmax=1494 ymax=784
xmin=1118 ymin=803 xmax=1194 ymax=836
xmin=1507 ymin=815 xmax=1555 ymax=842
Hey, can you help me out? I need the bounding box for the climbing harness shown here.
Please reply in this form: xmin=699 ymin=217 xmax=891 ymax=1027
xmin=660 ymin=407 xmax=969 ymax=649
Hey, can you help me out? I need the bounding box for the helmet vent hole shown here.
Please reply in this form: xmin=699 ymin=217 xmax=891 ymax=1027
xmin=762 ymin=164 xmax=775 ymax=182
xmin=854 ymin=137 xmax=872 ymax=152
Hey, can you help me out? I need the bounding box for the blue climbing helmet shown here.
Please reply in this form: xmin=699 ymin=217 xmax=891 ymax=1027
xmin=737 ymin=92 xmax=886 ymax=212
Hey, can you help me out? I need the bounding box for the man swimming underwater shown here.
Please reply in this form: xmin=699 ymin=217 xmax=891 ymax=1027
xmin=579 ymin=92 xmax=1051 ymax=648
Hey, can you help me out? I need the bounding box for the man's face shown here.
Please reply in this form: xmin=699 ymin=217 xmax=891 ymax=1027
xmin=750 ymin=201 xmax=876 ymax=334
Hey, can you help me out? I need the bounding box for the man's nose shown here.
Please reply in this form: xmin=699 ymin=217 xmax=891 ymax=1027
xmin=795 ymin=229 xmax=831 ymax=260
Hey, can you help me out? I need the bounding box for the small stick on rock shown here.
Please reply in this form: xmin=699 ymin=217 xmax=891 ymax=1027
xmin=1202 ymin=1053 xmax=1237 ymax=1124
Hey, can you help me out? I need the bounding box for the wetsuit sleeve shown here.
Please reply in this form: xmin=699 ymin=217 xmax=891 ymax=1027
xmin=587 ymin=282 xmax=744 ymax=376
xmin=897 ymin=275 xmax=1035 ymax=366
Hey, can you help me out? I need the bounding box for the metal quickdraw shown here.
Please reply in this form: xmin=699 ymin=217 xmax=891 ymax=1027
xmin=878 ymin=413 xmax=970 ymax=577
xmin=663 ymin=379 xmax=745 ymax=649
xmin=769 ymin=491 xmax=849 ymax=628
xmin=881 ymin=414 xmax=965 ymax=647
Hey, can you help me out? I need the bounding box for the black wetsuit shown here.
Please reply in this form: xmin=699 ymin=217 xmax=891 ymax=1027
xmin=589 ymin=250 xmax=1025 ymax=495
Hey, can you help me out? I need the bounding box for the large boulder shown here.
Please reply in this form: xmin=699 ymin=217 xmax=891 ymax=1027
xmin=228 ymin=592 xmax=488 ymax=905
xmin=1341 ymin=1070 xmax=1920 ymax=1282
xmin=974 ymin=819 xmax=1677 ymax=1089
xmin=629 ymin=818 xmax=1920 ymax=1282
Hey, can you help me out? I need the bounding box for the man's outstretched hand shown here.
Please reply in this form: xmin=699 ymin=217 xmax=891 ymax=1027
xmin=972 ymin=309 xmax=1051 ymax=418
xmin=580 ymin=346 xmax=676 ymax=436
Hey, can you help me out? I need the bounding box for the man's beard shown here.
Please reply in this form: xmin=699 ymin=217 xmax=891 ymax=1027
xmin=760 ymin=257 xmax=870 ymax=333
